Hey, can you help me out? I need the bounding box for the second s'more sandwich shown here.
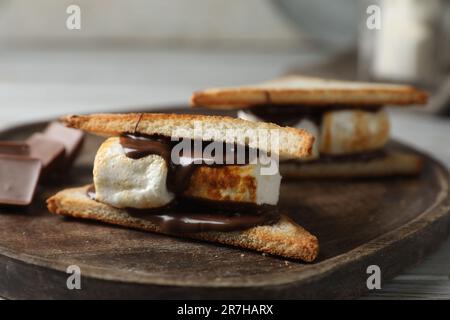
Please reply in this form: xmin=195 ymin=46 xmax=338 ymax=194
xmin=47 ymin=113 xmax=318 ymax=261
xmin=191 ymin=76 xmax=428 ymax=178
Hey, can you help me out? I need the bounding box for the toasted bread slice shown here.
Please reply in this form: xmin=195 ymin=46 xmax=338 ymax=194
xmin=47 ymin=185 xmax=319 ymax=262
xmin=62 ymin=113 xmax=314 ymax=160
xmin=281 ymin=151 xmax=423 ymax=178
xmin=191 ymin=75 xmax=428 ymax=109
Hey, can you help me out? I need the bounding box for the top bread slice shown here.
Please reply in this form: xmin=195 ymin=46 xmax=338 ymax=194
xmin=191 ymin=75 xmax=428 ymax=109
xmin=62 ymin=113 xmax=314 ymax=160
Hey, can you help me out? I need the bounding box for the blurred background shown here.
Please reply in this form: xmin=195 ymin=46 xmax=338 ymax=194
xmin=0 ymin=0 xmax=449 ymax=138
xmin=0 ymin=0 xmax=450 ymax=299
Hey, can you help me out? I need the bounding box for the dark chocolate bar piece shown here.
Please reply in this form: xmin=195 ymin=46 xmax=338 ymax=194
xmin=43 ymin=122 xmax=85 ymax=166
xmin=0 ymin=141 xmax=30 ymax=156
xmin=0 ymin=155 xmax=42 ymax=206
xmin=26 ymin=133 xmax=66 ymax=173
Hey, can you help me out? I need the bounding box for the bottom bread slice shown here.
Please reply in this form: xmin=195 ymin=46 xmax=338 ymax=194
xmin=281 ymin=151 xmax=423 ymax=179
xmin=47 ymin=185 xmax=319 ymax=262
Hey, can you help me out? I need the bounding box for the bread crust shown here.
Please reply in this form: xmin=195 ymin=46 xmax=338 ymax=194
xmin=47 ymin=185 xmax=319 ymax=262
xmin=191 ymin=75 xmax=428 ymax=109
xmin=280 ymin=151 xmax=423 ymax=178
xmin=61 ymin=113 xmax=314 ymax=160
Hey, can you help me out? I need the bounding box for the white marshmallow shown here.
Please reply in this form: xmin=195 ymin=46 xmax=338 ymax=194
xmin=93 ymin=138 xmax=174 ymax=209
xmin=238 ymin=108 xmax=389 ymax=156
xmin=320 ymin=109 xmax=389 ymax=155
xmin=254 ymin=164 xmax=281 ymax=205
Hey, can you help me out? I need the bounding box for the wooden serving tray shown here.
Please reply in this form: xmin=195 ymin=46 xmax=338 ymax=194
xmin=0 ymin=107 xmax=449 ymax=299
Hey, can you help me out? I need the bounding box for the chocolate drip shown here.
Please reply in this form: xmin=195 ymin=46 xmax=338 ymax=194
xmin=246 ymin=104 xmax=382 ymax=127
xmin=285 ymin=149 xmax=387 ymax=165
xmin=120 ymin=134 xmax=172 ymax=161
xmin=248 ymin=105 xmax=321 ymax=127
xmin=127 ymin=204 xmax=279 ymax=233
xmin=317 ymin=149 xmax=387 ymax=163
xmin=87 ymin=185 xmax=96 ymax=201
xmin=87 ymin=186 xmax=279 ymax=233
xmin=147 ymin=211 xmax=279 ymax=233
xmin=119 ymin=134 xmax=256 ymax=194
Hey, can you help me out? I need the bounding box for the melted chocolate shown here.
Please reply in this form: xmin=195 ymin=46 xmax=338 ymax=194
xmin=318 ymin=149 xmax=387 ymax=163
xmin=248 ymin=105 xmax=321 ymax=127
xmin=128 ymin=203 xmax=279 ymax=233
xmin=246 ymin=104 xmax=383 ymax=127
xmin=286 ymin=149 xmax=387 ymax=165
xmin=87 ymin=185 xmax=96 ymax=201
xmin=120 ymin=134 xmax=256 ymax=194
xmin=120 ymin=134 xmax=193 ymax=193
xmin=87 ymin=186 xmax=279 ymax=233
xmin=94 ymin=136 xmax=276 ymax=233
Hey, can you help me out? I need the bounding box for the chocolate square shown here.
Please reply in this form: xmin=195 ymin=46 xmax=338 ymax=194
xmin=0 ymin=141 xmax=30 ymax=156
xmin=43 ymin=122 xmax=85 ymax=166
xmin=27 ymin=133 xmax=66 ymax=173
xmin=0 ymin=155 xmax=42 ymax=206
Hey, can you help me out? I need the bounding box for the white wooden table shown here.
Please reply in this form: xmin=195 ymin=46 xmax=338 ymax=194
xmin=0 ymin=48 xmax=449 ymax=299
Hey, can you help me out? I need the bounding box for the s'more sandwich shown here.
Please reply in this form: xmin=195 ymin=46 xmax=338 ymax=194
xmin=191 ymin=76 xmax=428 ymax=178
xmin=47 ymin=113 xmax=319 ymax=262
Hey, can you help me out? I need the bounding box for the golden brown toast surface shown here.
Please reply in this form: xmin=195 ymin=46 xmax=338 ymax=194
xmin=191 ymin=76 xmax=428 ymax=108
